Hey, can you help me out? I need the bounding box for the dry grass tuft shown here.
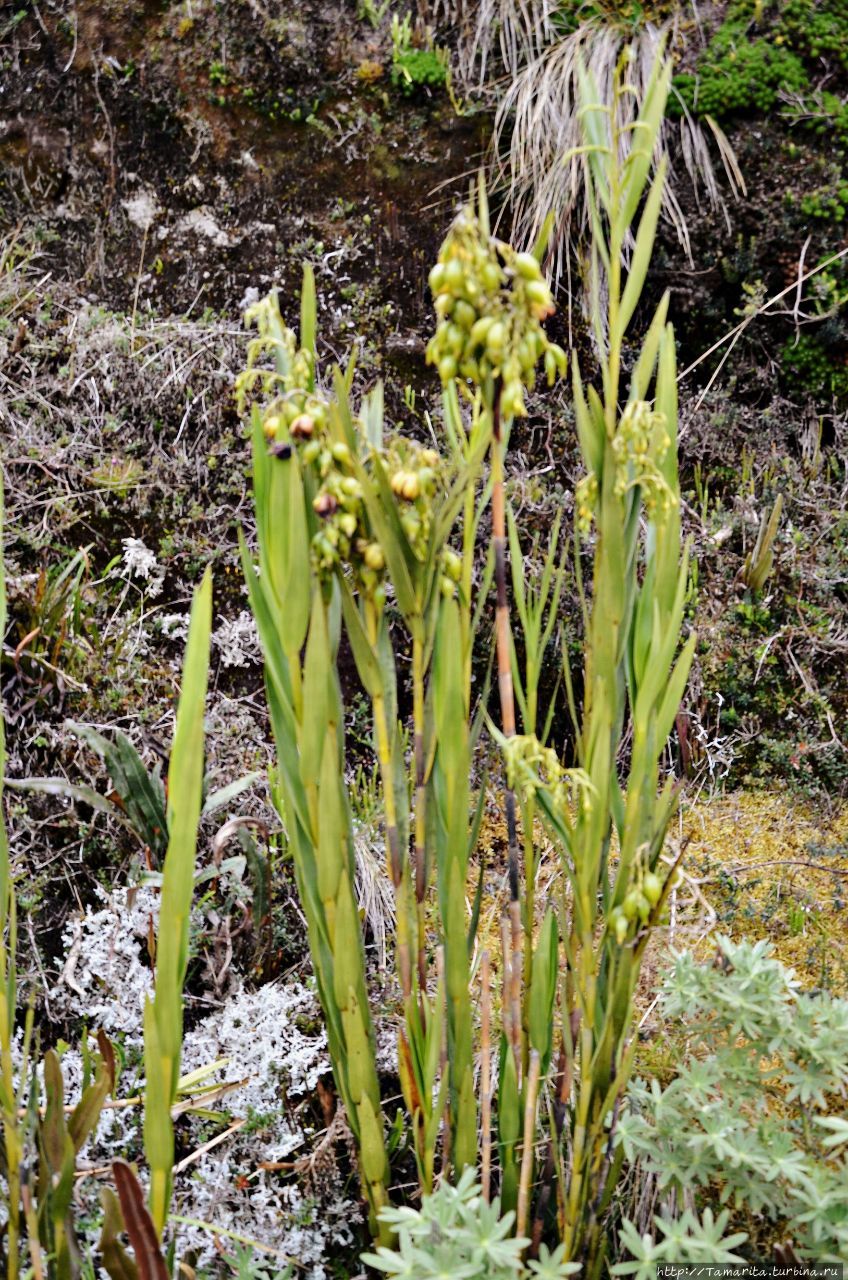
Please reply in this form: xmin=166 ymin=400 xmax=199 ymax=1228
xmin=489 ymin=18 xmax=743 ymax=287
xmin=431 ymin=3 xmax=744 ymax=291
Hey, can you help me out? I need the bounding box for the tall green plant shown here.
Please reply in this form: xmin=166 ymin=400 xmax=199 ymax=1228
xmin=500 ymin=50 xmax=694 ymax=1272
xmin=143 ymin=568 xmax=212 ymax=1239
xmin=238 ymin=285 xmax=393 ymax=1236
xmin=427 ymin=185 xmax=566 ymax=1098
xmin=240 ymin=49 xmax=693 ymax=1269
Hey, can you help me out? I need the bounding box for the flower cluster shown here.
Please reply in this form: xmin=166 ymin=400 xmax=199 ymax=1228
xmin=574 ymin=471 xmax=599 ymax=537
xmin=426 ymin=205 xmax=566 ymax=418
xmin=234 ymin=291 xmax=329 ymax=432
xmin=307 ymin=433 xmax=461 ymax=600
xmin=575 ymin=400 xmax=677 ymax=538
xmin=307 ymin=438 xmax=369 ymax=577
xmin=240 ymin=291 xmax=465 ymax=603
xmin=608 ymin=851 xmax=668 ymax=945
xmin=502 ymin=734 xmax=593 ymax=817
xmin=612 ymin=399 xmax=675 ymax=518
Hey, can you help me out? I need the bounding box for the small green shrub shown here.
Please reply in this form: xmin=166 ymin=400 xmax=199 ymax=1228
xmin=362 ymin=1170 xmax=749 ymax=1279
xmin=362 ymin=1170 xmax=579 ymax=1279
xmin=618 ymin=936 xmax=848 ymax=1262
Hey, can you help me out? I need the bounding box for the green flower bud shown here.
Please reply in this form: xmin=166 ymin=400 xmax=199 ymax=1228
xmin=364 ymin=543 xmax=385 ymax=571
xmin=454 ymin=300 xmax=476 ymax=330
xmin=445 ymin=259 xmax=464 ymax=292
xmin=517 ymin=338 xmax=536 ymax=371
xmin=481 ymin=261 xmax=503 ymax=292
xmin=429 ymin=262 xmax=447 ymax=294
xmin=468 ymin=315 xmax=494 ymax=348
xmin=513 ymin=251 xmax=543 ymax=281
xmin=643 ymin=872 xmax=663 ymax=906
xmin=501 ymin=380 xmax=525 ymax=418
xmin=525 ymin=279 xmax=554 ymax=316
xmin=623 ymin=890 xmax=641 ymax=921
xmin=446 ymin=323 xmax=464 ymax=356
xmin=401 ymin=472 xmax=420 ymax=501
xmin=486 ymin=320 xmax=506 ymax=354
xmin=308 ymin=400 xmax=328 ymax=428
xmin=438 ymin=355 xmax=458 ymax=383
xmin=443 ymin=548 xmax=462 ymax=581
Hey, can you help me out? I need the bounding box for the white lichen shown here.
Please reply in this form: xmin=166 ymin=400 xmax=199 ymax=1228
xmin=212 ymin=610 xmax=261 ymax=668
xmin=121 ymin=537 xmax=164 ymax=596
xmin=49 ymin=884 xmax=357 ymax=1270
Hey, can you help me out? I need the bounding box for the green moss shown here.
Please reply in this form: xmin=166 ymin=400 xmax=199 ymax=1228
xmin=391 ymin=48 xmax=447 ymax=96
xmin=674 ymin=36 xmax=805 ymax=117
xmin=797 ymin=182 xmax=848 ymax=221
xmin=671 ymin=0 xmax=848 ymax=122
xmin=780 ymin=333 xmax=848 ymax=397
xmin=780 ymin=0 xmax=848 ymax=67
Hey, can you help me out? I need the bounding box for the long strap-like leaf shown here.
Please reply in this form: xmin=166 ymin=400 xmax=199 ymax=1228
xmin=144 ymin=569 xmax=212 ymax=1239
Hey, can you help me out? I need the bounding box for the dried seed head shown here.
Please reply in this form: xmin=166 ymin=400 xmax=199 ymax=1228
xmin=290 ymin=414 xmax=315 ymax=440
xmin=313 ymin=492 xmax=338 ymax=518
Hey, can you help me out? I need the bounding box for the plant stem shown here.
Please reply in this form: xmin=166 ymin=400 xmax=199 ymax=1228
xmin=412 ymin=630 xmax=428 ymax=996
xmin=530 ymin=1039 xmax=571 ymax=1257
xmin=517 ymin=1049 xmax=541 ymax=1240
xmin=490 ymin=390 xmax=523 ymax=1075
xmin=480 ymin=949 xmax=492 ymax=1203
xmin=365 ymin=599 xmax=413 ymax=1004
